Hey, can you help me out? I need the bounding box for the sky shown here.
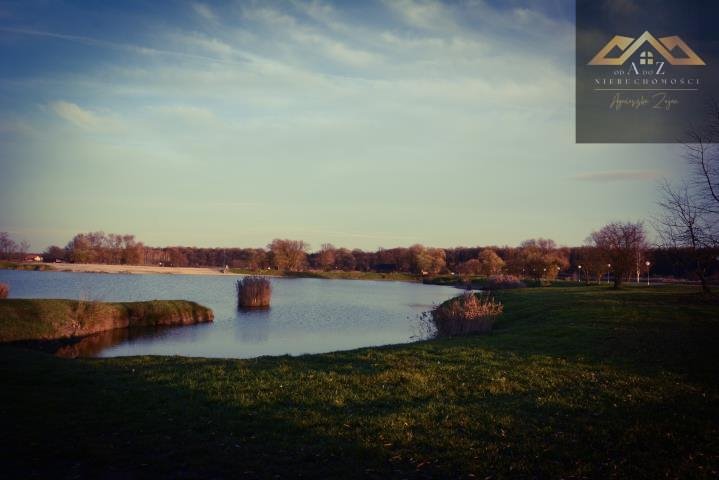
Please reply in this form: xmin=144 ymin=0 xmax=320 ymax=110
xmin=0 ymin=0 xmax=687 ymax=251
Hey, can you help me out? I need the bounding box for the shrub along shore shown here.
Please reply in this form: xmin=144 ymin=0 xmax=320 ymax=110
xmin=0 ymin=299 xmax=213 ymax=342
xmin=1 ymin=285 xmax=717 ymax=478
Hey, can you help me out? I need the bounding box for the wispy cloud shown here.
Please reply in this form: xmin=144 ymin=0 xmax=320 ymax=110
xmin=0 ymin=27 xmax=251 ymax=66
xmin=243 ymin=6 xmax=380 ymax=67
xmin=173 ymin=32 xmax=235 ymax=56
xmin=572 ymin=170 xmax=662 ymax=182
xmin=49 ymin=101 xmax=121 ymax=131
xmin=191 ymin=2 xmax=216 ymax=21
xmin=384 ymin=0 xmax=458 ymax=32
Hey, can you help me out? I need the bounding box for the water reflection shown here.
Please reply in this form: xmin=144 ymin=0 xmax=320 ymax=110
xmin=235 ymin=309 xmax=271 ymax=343
xmin=0 ymin=270 xmax=460 ymax=359
xmin=55 ymin=326 xmax=175 ymax=358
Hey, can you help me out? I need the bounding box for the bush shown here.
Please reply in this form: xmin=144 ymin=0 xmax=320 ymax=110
xmin=430 ymin=292 xmax=503 ymax=336
xmin=0 ymin=282 xmax=8 ymax=299
xmin=236 ymin=276 xmax=272 ymax=309
xmin=484 ymin=274 xmax=525 ymax=289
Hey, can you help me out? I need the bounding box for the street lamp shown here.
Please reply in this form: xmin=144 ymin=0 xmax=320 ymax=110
xmin=607 ymin=263 xmax=611 ymax=284
xmin=645 ymin=261 xmax=651 ymax=286
xmin=578 ymin=265 xmax=582 ymax=283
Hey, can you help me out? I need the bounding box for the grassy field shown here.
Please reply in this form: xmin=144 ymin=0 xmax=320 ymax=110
xmin=0 ymin=299 xmax=213 ymax=342
xmin=1 ymin=285 xmax=718 ymax=478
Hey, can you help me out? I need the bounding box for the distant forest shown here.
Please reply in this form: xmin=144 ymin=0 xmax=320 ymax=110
xmin=13 ymin=231 xmax=716 ymax=282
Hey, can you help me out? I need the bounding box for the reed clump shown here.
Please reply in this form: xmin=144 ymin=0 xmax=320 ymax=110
xmin=485 ymin=274 xmax=525 ymax=289
xmin=430 ymin=292 xmax=503 ymax=337
xmin=236 ymin=276 xmax=272 ymax=309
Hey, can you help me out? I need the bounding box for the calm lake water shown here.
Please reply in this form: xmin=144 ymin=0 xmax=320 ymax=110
xmin=0 ymin=270 xmax=459 ymax=358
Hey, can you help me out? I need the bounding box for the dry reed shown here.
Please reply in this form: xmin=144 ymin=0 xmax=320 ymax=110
xmin=430 ymin=292 xmax=503 ymax=336
xmin=236 ymin=276 xmax=272 ymax=309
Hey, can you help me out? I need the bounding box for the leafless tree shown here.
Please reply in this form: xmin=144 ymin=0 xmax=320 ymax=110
xmin=654 ymin=101 xmax=719 ymax=291
xmin=575 ymin=245 xmax=609 ymax=284
xmin=19 ymin=240 xmax=30 ymax=257
xmin=684 ymin=100 xmax=719 ymax=221
xmin=268 ymin=239 xmax=308 ymax=271
xmin=589 ymin=222 xmax=648 ymax=288
xmin=655 ymin=181 xmax=715 ymax=292
xmin=0 ymin=232 xmax=18 ymax=260
xmin=316 ymin=243 xmax=336 ymax=270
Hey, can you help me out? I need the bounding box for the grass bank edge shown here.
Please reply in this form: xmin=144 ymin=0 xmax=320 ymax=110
xmin=0 ymin=298 xmax=213 ymax=342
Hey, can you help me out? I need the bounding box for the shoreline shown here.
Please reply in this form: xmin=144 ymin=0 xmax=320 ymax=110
xmin=3 ymin=262 xmax=421 ymax=282
xmin=28 ymin=262 xmax=243 ymax=276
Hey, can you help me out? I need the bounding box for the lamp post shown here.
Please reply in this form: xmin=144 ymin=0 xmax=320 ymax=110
xmin=607 ymin=263 xmax=611 ymax=284
xmin=645 ymin=261 xmax=651 ymax=286
xmin=578 ymin=265 xmax=582 ymax=283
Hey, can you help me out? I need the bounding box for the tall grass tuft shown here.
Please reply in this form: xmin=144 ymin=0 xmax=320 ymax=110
xmin=430 ymin=292 xmax=503 ymax=336
xmin=485 ymin=274 xmax=526 ymax=289
xmin=0 ymin=282 xmax=8 ymax=299
xmin=236 ymin=276 xmax=272 ymax=309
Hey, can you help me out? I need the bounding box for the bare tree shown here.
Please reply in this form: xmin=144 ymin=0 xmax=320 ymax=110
xmin=316 ymin=243 xmax=336 ymax=270
xmin=655 ymin=181 xmax=715 ymax=292
xmin=268 ymin=239 xmax=308 ymax=272
xmin=0 ymin=232 xmax=18 ymax=260
xmin=19 ymin=240 xmax=30 ymax=257
xmin=654 ymin=101 xmax=719 ymax=292
xmin=683 ymin=101 xmax=719 ymax=241
xmin=589 ymin=222 xmax=648 ymax=288
xmin=575 ymin=245 xmax=609 ymax=284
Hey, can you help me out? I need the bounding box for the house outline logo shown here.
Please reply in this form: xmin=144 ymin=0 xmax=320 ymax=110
xmin=588 ymin=31 xmax=706 ymax=66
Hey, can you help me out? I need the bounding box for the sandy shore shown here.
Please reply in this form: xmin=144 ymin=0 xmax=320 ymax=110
xmin=47 ymin=263 xmax=241 ymax=276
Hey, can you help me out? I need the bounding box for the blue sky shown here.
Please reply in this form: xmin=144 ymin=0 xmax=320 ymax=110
xmin=0 ymin=0 xmax=684 ymax=251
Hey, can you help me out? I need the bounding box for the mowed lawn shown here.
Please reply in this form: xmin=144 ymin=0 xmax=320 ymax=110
xmin=1 ymin=285 xmax=718 ymax=478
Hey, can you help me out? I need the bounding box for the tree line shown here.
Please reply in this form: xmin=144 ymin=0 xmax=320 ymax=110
xmin=27 ymin=228 xmax=717 ymax=288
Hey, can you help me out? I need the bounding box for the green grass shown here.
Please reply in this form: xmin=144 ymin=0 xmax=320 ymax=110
xmin=229 ymin=268 xmax=419 ymax=282
xmin=1 ymin=285 xmax=718 ymax=478
xmin=0 ymin=299 xmax=213 ymax=342
xmin=0 ymin=260 xmax=54 ymax=271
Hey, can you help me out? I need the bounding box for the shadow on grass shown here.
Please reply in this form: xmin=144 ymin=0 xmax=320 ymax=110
xmin=1 ymin=341 xmax=717 ymax=479
xmin=2 ymin=286 xmax=718 ymax=478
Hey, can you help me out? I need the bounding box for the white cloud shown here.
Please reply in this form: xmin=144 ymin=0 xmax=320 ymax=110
xmin=384 ymin=0 xmax=457 ymax=32
xmin=173 ymin=32 xmax=235 ymax=56
xmin=49 ymin=101 xmax=121 ymax=131
xmin=191 ymin=2 xmax=216 ymax=21
xmin=243 ymin=6 xmax=380 ymax=68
